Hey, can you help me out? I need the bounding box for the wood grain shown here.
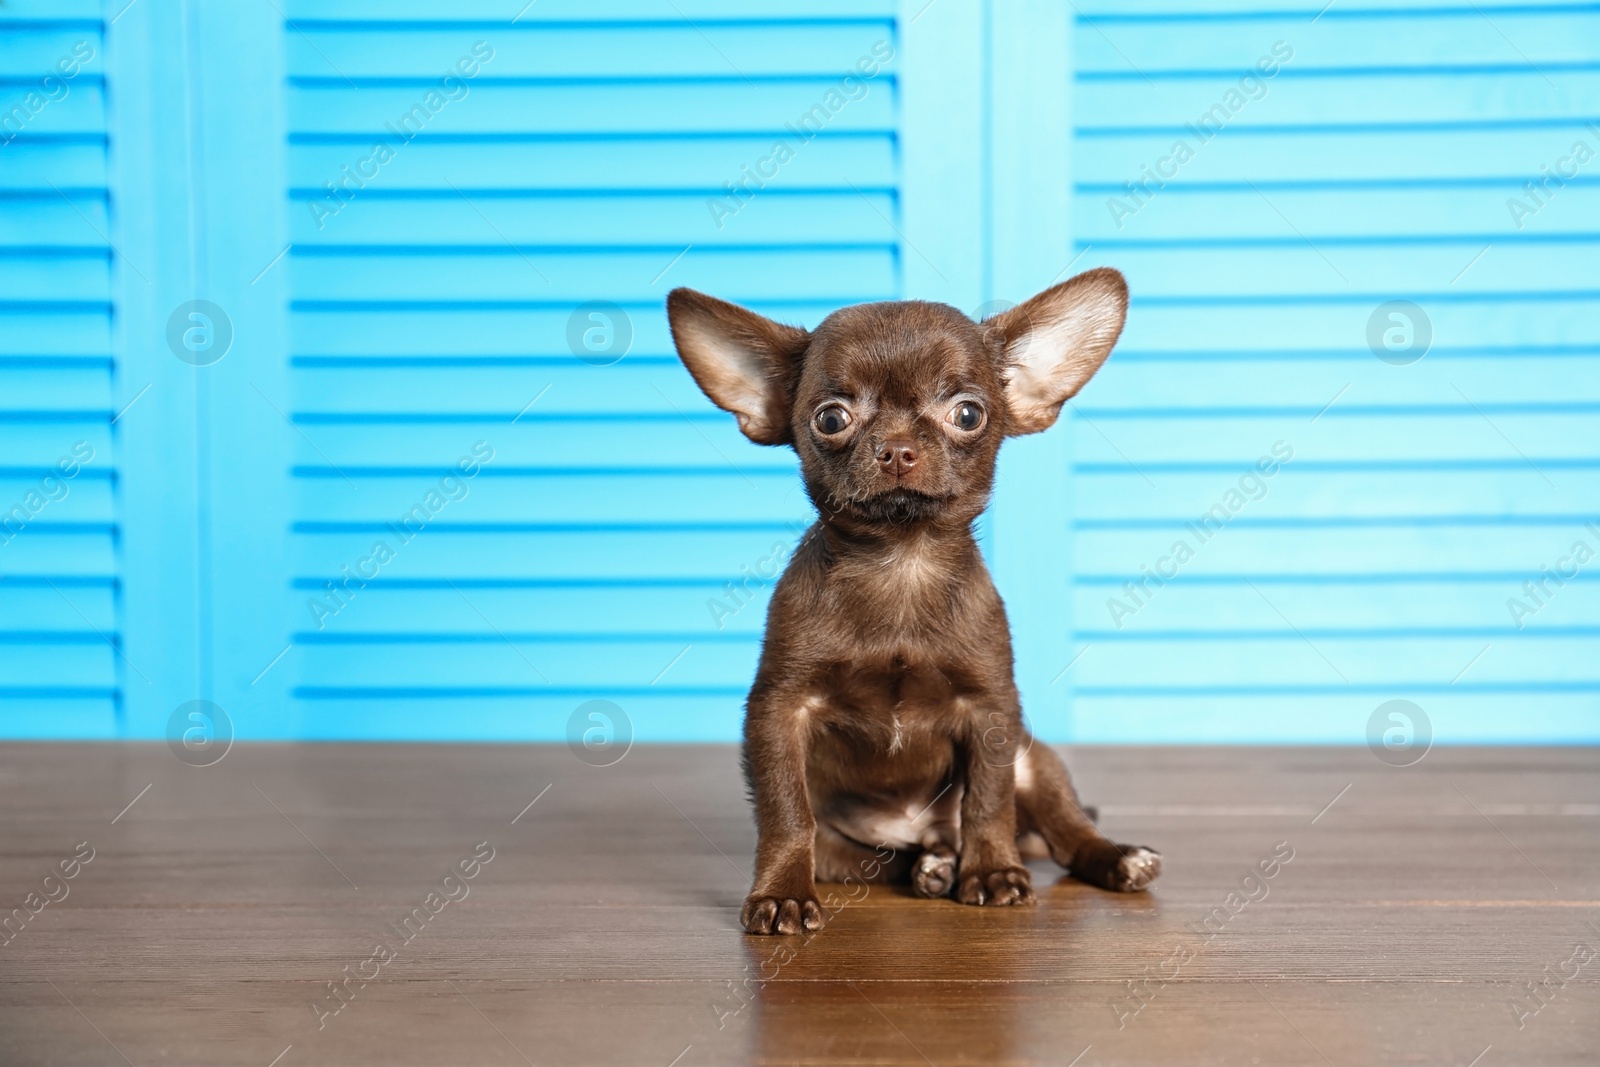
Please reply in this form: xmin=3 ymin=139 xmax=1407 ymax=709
xmin=0 ymin=743 xmax=1596 ymax=1065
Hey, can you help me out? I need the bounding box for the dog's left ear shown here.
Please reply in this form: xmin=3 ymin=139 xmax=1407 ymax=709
xmin=985 ymin=267 xmax=1128 ymax=435
xmin=666 ymin=288 xmax=810 ymax=445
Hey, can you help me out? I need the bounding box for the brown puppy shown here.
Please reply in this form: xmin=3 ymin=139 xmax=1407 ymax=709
xmin=666 ymin=268 xmax=1161 ymax=936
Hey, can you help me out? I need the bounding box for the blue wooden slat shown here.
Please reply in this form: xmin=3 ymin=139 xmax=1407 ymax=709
xmin=287 ymin=301 xmax=850 ymax=355
xmin=276 ymin=694 xmax=745 ymax=743
xmin=284 ymin=0 xmax=898 ymax=20
xmin=0 ymin=313 xmax=109 ymax=356
xmin=1076 ymin=72 xmax=1600 ymax=125
xmin=0 ymin=86 xmax=105 ymax=135
xmin=1075 ymin=525 xmax=1597 ymax=576
xmin=0 ymin=31 xmax=101 ymax=77
xmin=0 ymin=145 xmax=106 ymax=187
xmin=0 ymin=257 xmax=109 ymax=300
xmin=296 ymin=472 xmax=807 ymax=524
xmin=288 ymin=81 xmax=896 ymax=135
xmin=0 ymin=2 xmax=102 ymax=19
xmin=281 ymin=420 xmax=795 ymax=469
xmin=294 ymin=639 xmax=754 ymax=688
xmin=1072 ymin=129 xmax=1600 ymax=184
xmin=1073 ymin=468 xmax=1600 ymax=518
xmin=286 ymin=135 xmax=898 ymax=190
xmin=289 ymin=191 xmax=900 ymax=245
xmin=1074 ymin=635 xmax=1598 ymax=686
xmin=1073 ymin=579 xmax=1600 ymax=630
xmin=286 ymin=247 xmax=898 ymax=302
xmin=292 ymin=528 xmax=807 ymax=580
xmin=288 ymin=584 xmax=777 ymax=636
xmin=0 ymin=197 xmax=111 ymax=247
xmin=1087 ymin=354 xmax=1600 ymax=406
xmin=0 ymin=585 xmax=117 ymax=630
xmin=0 ymin=699 xmax=124 ymax=739
xmin=1071 ymin=412 xmax=1598 ymax=461
xmin=1076 ymin=186 xmax=1600 ymax=240
xmin=1118 ymin=302 xmax=1600 ymax=350
xmin=1075 ymin=9 xmax=1600 ymax=70
xmin=286 ymin=23 xmax=897 ymax=78
xmin=0 ymin=365 xmax=113 ymax=409
xmin=0 ymin=530 xmax=117 ymax=577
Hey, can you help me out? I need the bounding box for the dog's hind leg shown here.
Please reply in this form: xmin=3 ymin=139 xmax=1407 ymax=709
xmin=1014 ymin=742 xmax=1162 ymax=892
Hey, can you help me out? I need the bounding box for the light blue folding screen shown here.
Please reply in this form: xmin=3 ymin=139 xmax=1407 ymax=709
xmin=275 ymin=1 xmax=1087 ymax=742
xmin=5 ymin=1 xmax=1594 ymax=744
xmin=1065 ymin=3 xmax=1600 ymax=742
xmin=2 ymin=0 xmax=1082 ymax=742
xmin=0 ymin=10 xmax=118 ymax=735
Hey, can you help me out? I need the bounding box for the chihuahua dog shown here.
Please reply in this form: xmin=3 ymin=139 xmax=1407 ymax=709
xmin=666 ymin=268 xmax=1160 ymax=935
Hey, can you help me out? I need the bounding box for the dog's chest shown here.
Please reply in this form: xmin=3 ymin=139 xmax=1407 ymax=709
xmin=830 ymin=541 xmax=961 ymax=628
xmin=801 ymin=658 xmax=967 ymax=783
xmin=827 ymin=658 xmax=959 ymax=721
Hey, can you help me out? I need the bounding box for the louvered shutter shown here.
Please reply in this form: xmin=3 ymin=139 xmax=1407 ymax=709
xmin=0 ymin=5 xmax=119 ymax=736
xmin=1066 ymin=4 xmax=1600 ymax=741
xmin=274 ymin=1 xmax=997 ymax=739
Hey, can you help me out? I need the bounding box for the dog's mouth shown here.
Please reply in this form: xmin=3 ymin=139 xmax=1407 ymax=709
xmin=851 ymin=487 xmax=948 ymax=525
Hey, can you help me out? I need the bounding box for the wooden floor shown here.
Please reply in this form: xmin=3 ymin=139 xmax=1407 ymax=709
xmin=1 ymin=743 xmax=1596 ymax=1066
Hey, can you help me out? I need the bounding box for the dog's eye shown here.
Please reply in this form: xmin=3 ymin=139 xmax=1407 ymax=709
xmin=815 ymin=405 xmax=851 ymax=435
xmin=949 ymin=401 xmax=984 ymax=432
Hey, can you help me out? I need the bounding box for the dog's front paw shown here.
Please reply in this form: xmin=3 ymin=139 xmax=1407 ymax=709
xmin=911 ymin=847 xmax=957 ymax=898
xmin=742 ymin=893 xmax=826 ymax=935
xmin=956 ymin=865 xmax=1034 ymax=907
xmin=1073 ymin=841 xmax=1162 ymax=892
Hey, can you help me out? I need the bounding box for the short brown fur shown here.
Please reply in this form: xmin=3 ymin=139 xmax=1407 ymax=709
xmin=667 ymin=269 xmax=1161 ymax=935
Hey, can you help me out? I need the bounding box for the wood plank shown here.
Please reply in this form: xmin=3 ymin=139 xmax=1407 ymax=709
xmin=0 ymin=743 xmax=1595 ymax=1065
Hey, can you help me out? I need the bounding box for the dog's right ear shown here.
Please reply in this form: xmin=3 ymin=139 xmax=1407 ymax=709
xmin=666 ymin=288 xmax=810 ymax=445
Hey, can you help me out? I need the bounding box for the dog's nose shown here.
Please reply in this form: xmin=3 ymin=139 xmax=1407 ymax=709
xmin=875 ymin=439 xmax=918 ymax=476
